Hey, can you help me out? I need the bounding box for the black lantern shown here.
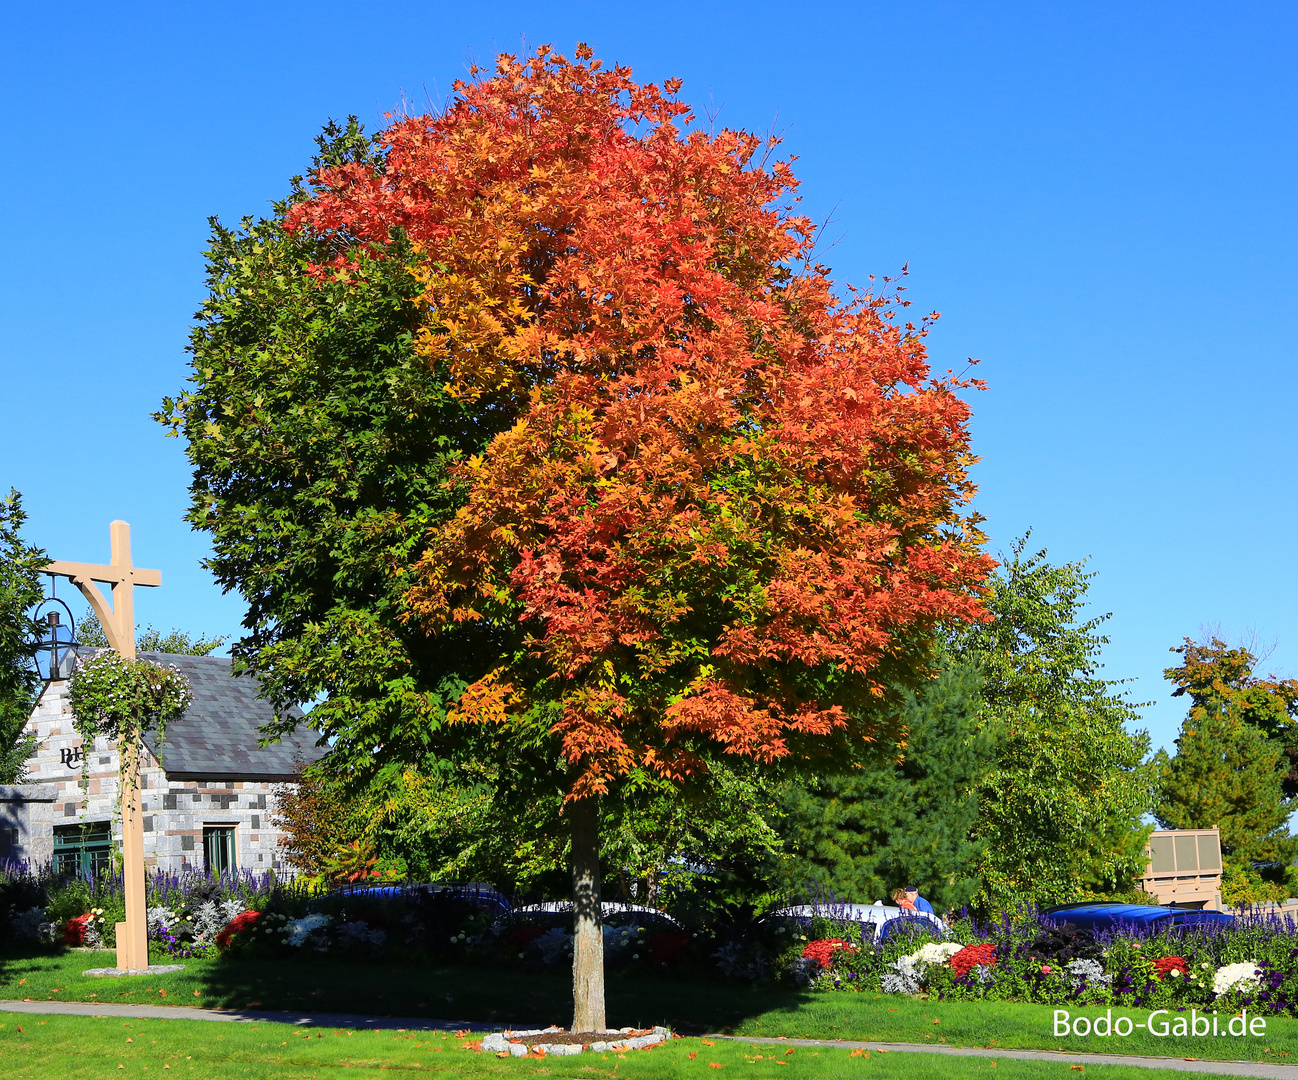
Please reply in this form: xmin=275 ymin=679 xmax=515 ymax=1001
xmin=33 ymin=596 xmax=79 ymax=682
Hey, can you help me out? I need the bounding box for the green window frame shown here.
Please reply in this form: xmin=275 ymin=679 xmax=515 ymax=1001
xmin=53 ymin=822 xmax=112 ymax=877
xmin=203 ymin=825 xmax=236 ymax=876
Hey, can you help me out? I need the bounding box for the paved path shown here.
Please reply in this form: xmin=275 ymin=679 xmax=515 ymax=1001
xmin=719 ymin=1035 xmax=1298 ymax=1079
xmin=2 ymin=1000 xmax=1297 ymax=1077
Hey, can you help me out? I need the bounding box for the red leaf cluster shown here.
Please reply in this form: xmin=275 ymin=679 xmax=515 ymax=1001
xmin=802 ymin=938 xmax=857 ymax=969
xmin=287 ymin=44 xmax=994 ymax=799
xmin=216 ymin=909 xmax=263 ymax=951
xmin=1152 ymin=955 xmax=1188 ymax=980
xmin=950 ymin=943 xmax=997 ymax=979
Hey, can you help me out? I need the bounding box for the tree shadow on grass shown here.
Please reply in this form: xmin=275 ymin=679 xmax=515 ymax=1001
xmin=195 ymin=955 xmax=811 ymax=1032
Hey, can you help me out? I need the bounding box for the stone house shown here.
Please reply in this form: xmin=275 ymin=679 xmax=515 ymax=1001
xmin=2 ymin=650 xmax=325 ymax=874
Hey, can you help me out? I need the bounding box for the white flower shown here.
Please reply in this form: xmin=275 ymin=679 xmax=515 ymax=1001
xmin=284 ymin=914 xmax=330 ymax=947
xmin=907 ymin=942 xmax=962 ymax=967
xmin=1213 ymin=962 xmax=1261 ymax=997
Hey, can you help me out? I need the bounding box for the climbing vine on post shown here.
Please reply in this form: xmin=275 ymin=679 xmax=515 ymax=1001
xmin=68 ymin=653 xmax=193 ymax=781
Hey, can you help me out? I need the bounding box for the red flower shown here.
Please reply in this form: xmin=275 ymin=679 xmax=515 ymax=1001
xmin=1152 ymin=955 xmax=1188 ymax=980
xmin=215 ymin=909 xmax=263 ymax=951
xmin=63 ymin=913 xmax=94 ymax=946
xmin=1041 ymin=965 xmax=1052 ymax=975
xmin=504 ymin=925 xmax=549 ymax=948
xmin=802 ymin=938 xmax=857 ymax=970
xmin=646 ymin=931 xmax=691 ymax=966
xmin=950 ymin=944 xmax=997 ymax=980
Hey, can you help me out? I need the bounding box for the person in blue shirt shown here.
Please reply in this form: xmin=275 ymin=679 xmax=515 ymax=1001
xmin=905 ymin=886 xmax=934 ymax=914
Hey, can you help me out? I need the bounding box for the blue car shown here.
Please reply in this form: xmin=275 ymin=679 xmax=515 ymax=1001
xmin=1043 ymin=902 xmax=1235 ymax=932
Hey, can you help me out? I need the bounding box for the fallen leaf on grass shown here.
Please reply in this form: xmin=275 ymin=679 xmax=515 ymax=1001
xmin=701 ymin=1039 xmax=715 ymax=1045
xmin=688 ymin=1052 xmax=698 ymax=1059
xmin=850 ymin=1049 xmax=868 ymax=1058
xmin=708 ymin=1064 xmax=723 ymax=1070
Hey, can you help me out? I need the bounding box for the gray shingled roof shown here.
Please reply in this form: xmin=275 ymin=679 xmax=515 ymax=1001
xmin=127 ymin=652 xmax=327 ymax=780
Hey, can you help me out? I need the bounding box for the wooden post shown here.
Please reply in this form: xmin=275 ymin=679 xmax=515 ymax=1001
xmin=46 ymin=521 xmax=160 ymax=973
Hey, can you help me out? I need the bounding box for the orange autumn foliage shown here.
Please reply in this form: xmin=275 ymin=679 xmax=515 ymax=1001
xmin=287 ymin=44 xmax=994 ymax=801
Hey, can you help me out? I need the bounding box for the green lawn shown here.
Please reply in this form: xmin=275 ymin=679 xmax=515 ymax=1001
xmin=0 ymin=1014 xmax=1239 ymax=1080
xmin=2 ymin=949 xmax=1295 ymax=1069
xmin=0 ymin=948 xmax=797 ymax=1031
xmin=733 ymin=995 xmax=1298 ymax=1063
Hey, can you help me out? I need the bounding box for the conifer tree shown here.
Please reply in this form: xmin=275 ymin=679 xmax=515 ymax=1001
xmin=776 ymin=662 xmax=991 ymax=910
xmin=1157 ymin=638 xmax=1298 ymax=876
xmin=1164 ymin=637 xmax=1298 ymax=796
xmin=1155 ymin=707 xmax=1295 ymax=865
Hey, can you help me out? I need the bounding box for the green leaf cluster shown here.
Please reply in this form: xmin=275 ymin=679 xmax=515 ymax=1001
xmin=949 ymin=536 xmax=1156 ymax=912
xmin=76 ymin=612 xmax=227 ymax=657
xmin=67 ymin=651 xmax=193 ymax=750
xmin=157 ymin=120 xmax=506 ymax=780
xmin=0 ymin=490 xmax=43 ymax=782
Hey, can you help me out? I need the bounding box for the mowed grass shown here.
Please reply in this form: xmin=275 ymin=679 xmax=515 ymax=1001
xmin=735 ymin=994 xmax=1298 ymax=1063
xmin=4 ymin=950 xmax=1298 ymax=1067
xmin=0 ymin=948 xmax=796 ymax=1031
xmin=0 ymin=1014 xmax=1236 ymax=1080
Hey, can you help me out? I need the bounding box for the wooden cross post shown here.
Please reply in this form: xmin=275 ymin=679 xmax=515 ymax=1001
xmin=46 ymin=521 xmax=161 ymax=973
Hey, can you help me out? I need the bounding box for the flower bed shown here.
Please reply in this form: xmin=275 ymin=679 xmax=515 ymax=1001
xmin=758 ymin=908 xmax=1298 ymax=1016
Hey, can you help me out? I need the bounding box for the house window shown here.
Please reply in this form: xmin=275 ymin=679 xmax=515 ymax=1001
xmin=53 ymin=822 xmax=112 ymax=877
xmin=203 ymin=826 xmax=236 ymax=876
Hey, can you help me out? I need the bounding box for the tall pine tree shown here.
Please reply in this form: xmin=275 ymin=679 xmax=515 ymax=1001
xmin=1164 ymin=637 xmax=1298 ymax=797
xmin=776 ymin=663 xmax=991 ymax=911
xmin=1157 ymin=638 xmax=1298 ymax=885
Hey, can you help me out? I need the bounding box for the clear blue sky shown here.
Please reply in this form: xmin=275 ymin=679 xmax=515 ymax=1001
xmin=2 ymin=1 xmax=1295 ymax=757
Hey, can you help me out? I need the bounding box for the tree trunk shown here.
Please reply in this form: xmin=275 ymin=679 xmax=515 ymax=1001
xmin=570 ymin=796 xmax=606 ymax=1032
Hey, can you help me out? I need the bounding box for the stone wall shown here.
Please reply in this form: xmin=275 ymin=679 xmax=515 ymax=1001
xmin=22 ymin=678 xmax=296 ymax=874
xmin=0 ymin=784 xmax=59 ymax=866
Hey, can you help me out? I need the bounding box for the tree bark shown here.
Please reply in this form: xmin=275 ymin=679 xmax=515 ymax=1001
xmin=570 ymin=796 xmax=606 ymax=1033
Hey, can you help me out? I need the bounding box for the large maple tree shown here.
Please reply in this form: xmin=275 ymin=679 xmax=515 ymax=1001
xmin=277 ymin=46 xmax=990 ymax=1028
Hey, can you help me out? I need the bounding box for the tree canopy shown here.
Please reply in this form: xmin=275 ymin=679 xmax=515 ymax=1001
xmin=950 ymin=538 xmax=1155 ymax=912
xmin=77 ymin=613 xmax=227 ymax=657
xmin=165 ymin=46 xmax=993 ymax=1028
xmin=0 ymin=490 xmax=43 ymax=783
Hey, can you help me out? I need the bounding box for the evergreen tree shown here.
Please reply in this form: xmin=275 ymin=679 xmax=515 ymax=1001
xmin=950 ymin=537 xmax=1156 ymax=912
xmin=1157 ymin=638 xmax=1298 ymax=873
xmin=775 ymin=663 xmax=991 ymax=911
xmin=1163 ymin=636 xmax=1298 ymax=797
xmin=0 ymin=491 xmax=45 ymax=783
xmin=1155 ymin=708 xmax=1295 ymax=864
